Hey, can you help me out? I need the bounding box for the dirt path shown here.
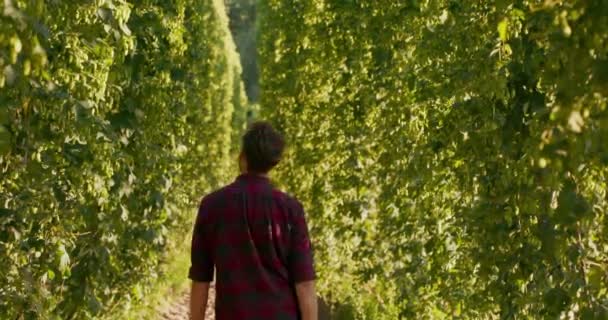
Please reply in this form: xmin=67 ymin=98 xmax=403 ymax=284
xmin=157 ymin=284 xmax=216 ymax=320
xmin=156 ymin=284 xmax=331 ymax=320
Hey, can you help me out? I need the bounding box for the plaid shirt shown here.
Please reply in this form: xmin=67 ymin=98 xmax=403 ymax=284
xmin=189 ymin=173 xmax=316 ymax=319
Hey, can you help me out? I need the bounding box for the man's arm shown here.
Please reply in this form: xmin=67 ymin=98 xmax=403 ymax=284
xmin=190 ymin=281 xmax=210 ymax=320
xmin=287 ymin=198 xmax=317 ymax=320
xmin=295 ymin=280 xmax=318 ymax=320
xmin=188 ymin=197 xmax=215 ymax=320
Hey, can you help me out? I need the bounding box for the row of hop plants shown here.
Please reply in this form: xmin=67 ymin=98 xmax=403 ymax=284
xmin=259 ymin=0 xmax=608 ymax=318
xmin=0 ymin=0 xmax=247 ymax=318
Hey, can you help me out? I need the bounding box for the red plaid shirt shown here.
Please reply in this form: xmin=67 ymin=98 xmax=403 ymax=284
xmin=189 ymin=173 xmax=316 ymax=319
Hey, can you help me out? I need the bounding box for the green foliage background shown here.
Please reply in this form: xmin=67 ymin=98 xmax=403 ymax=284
xmin=0 ymin=0 xmax=246 ymax=318
xmin=225 ymin=0 xmax=259 ymax=102
xmin=259 ymin=0 xmax=608 ymax=319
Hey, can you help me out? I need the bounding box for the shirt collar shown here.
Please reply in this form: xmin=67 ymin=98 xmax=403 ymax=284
xmin=236 ymin=173 xmax=271 ymax=183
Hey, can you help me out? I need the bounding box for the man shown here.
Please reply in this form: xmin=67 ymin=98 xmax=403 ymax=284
xmin=189 ymin=121 xmax=318 ymax=320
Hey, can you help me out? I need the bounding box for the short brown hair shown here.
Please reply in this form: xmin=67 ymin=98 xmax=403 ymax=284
xmin=242 ymin=121 xmax=285 ymax=173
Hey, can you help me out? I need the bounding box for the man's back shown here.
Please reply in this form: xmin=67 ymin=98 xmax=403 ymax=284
xmin=189 ymin=173 xmax=316 ymax=320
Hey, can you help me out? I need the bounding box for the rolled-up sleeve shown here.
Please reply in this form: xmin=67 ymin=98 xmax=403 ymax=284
xmin=188 ymin=197 xmax=214 ymax=282
xmin=288 ymin=199 xmax=316 ymax=283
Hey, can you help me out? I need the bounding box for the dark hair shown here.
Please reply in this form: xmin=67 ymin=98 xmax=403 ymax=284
xmin=242 ymin=121 xmax=285 ymax=173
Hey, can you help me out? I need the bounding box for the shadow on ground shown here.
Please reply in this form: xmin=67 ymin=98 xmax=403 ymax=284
xmin=159 ymin=286 xmax=352 ymax=320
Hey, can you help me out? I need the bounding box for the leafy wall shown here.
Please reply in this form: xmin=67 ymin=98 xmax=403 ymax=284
xmin=0 ymin=0 xmax=245 ymax=318
xmin=259 ymin=1 xmax=608 ymax=318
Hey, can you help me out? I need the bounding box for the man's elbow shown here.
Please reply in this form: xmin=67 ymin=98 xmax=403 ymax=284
xmin=295 ymin=280 xmax=318 ymax=320
xmin=191 ymin=281 xmax=211 ymax=292
xmin=190 ymin=281 xmax=211 ymax=320
xmin=295 ymin=280 xmax=316 ymax=294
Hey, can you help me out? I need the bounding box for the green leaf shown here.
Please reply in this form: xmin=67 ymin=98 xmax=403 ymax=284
xmin=119 ymin=22 xmax=132 ymax=36
xmin=3 ymin=65 xmax=17 ymax=86
xmin=62 ymin=141 xmax=93 ymax=165
xmin=587 ymin=265 xmax=605 ymax=290
xmin=0 ymin=125 xmax=12 ymax=155
xmin=56 ymin=244 xmax=70 ymax=274
xmin=87 ymin=294 xmax=102 ymax=315
xmin=556 ymin=182 xmax=590 ymax=223
xmin=543 ymin=287 xmax=571 ymax=315
xmin=568 ymin=110 xmax=584 ymax=133
xmin=497 ymin=19 xmax=509 ymax=41
xmin=97 ymin=8 xmax=113 ymax=22
xmin=0 ymin=106 xmax=9 ymax=124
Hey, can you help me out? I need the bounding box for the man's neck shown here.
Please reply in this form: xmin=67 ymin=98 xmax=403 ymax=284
xmin=242 ymin=171 xmax=268 ymax=178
